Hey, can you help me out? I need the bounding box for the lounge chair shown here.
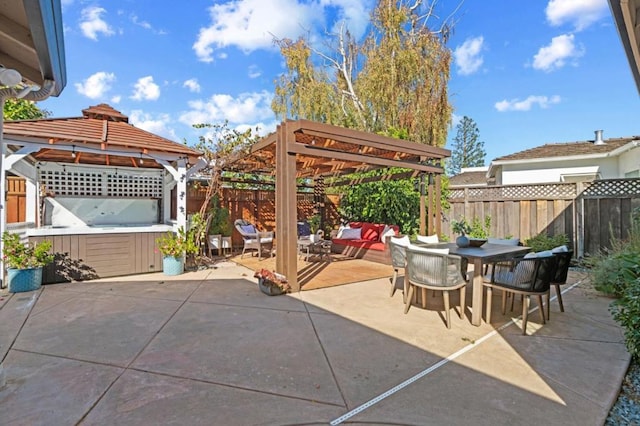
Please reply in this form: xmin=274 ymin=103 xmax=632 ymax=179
xmin=234 ymin=219 xmax=274 ymax=259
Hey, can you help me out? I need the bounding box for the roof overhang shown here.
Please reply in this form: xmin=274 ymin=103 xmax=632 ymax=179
xmin=487 ymin=140 xmax=640 ymax=177
xmin=609 ymin=0 xmax=640 ymax=94
xmin=0 ymin=0 xmax=66 ymax=96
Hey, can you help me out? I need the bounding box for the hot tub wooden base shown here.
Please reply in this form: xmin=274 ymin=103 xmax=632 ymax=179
xmin=28 ymin=228 xmax=169 ymax=283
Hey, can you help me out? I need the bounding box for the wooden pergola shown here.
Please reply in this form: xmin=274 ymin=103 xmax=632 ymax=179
xmin=230 ymin=119 xmax=451 ymax=291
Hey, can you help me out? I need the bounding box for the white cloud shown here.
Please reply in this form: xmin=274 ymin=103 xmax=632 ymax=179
xmin=494 ymin=95 xmax=562 ymax=112
xmin=183 ymin=78 xmax=201 ymax=93
xmin=111 ymin=95 xmax=121 ymax=104
xmin=131 ymin=76 xmax=160 ymax=101
xmin=129 ymin=110 xmax=179 ymax=142
xmin=179 ymin=90 xmax=274 ymax=126
xmin=248 ymin=65 xmax=262 ymax=79
xmin=79 ymin=6 xmax=114 ymax=40
xmin=545 ymin=0 xmax=608 ymax=31
xmin=450 ymin=113 xmax=462 ymax=128
xmin=453 ymin=36 xmax=484 ymax=75
xmin=75 ymin=71 xmax=116 ymax=99
xmin=193 ymin=0 xmax=367 ymax=62
xmin=532 ymin=33 xmax=583 ymax=72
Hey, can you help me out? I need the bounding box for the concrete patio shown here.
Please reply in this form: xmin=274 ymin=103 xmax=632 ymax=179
xmin=0 ymin=261 xmax=629 ymax=425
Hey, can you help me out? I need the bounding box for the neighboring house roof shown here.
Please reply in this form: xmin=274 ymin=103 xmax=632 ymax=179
xmin=449 ymin=167 xmax=491 ymax=187
xmin=488 ymin=134 xmax=640 ymax=177
xmin=3 ymin=104 xmax=201 ymax=167
xmin=0 ymin=0 xmax=67 ymax=96
xmin=609 ymin=0 xmax=640 ymax=94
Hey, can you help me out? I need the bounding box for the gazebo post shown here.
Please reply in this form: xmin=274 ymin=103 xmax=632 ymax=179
xmin=275 ymin=122 xmax=299 ymax=290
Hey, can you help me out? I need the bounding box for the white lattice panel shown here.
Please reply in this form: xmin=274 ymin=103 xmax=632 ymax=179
xmin=39 ymin=164 xmax=163 ymax=198
xmin=107 ymin=173 xmax=163 ymax=197
xmin=39 ymin=169 xmax=103 ymax=196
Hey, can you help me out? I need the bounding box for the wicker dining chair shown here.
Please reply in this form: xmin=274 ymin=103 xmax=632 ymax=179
xmin=404 ymin=246 xmax=467 ymax=329
xmin=389 ymin=235 xmax=410 ymax=301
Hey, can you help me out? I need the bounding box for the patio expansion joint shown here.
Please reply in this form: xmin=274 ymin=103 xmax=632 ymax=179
xmin=301 ymin=299 xmax=350 ymax=411
xmin=125 ymin=366 xmax=348 ymax=408
xmin=75 ymin=278 xmax=207 ymax=424
xmin=186 ymin=299 xmax=308 ymax=313
xmin=0 ymin=289 xmax=42 ymax=365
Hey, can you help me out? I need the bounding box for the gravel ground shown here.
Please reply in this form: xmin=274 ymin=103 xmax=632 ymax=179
xmin=606 ymin=358 xmax=640 ymax=425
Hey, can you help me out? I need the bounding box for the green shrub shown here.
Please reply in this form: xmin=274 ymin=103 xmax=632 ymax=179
xmin=590 ymin=206 xmax=640 ymax=359
xmin=611 ymin=278 xmax=640 ymax=360
xmin=524 ymin=233 xmax=569 ymax=252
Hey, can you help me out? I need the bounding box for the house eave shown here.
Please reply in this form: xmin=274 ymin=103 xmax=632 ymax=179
xmin=609 ymin=0 xmax=640 ymax=94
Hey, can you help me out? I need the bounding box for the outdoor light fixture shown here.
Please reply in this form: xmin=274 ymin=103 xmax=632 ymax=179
xmin=139 ymin=153 xmax=144 ymax=165
xmin=0 ymin=67 xmax=22 ymax=86
xmin=71 ymin=146 xmax=76 ymax=158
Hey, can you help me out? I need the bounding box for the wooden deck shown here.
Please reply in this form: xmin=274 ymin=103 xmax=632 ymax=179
xmin=230 ymin=251 xmax=392 ymax=291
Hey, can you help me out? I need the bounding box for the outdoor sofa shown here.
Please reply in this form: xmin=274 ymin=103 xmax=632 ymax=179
xmin=331 ymin=221 xmax=399 ymax=263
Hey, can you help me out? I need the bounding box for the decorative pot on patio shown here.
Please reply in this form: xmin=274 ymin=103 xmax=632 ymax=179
xmin=162 ymin=255 xmax=184 ymax=276
xmin=7 ymin=267 xmax=43 ymax=293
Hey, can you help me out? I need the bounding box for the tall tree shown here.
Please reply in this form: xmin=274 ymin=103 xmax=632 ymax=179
xmin=3 ymin=98 xmax=50 ymax=120
xmin=273 ymin=0 xmax=454 ymax=147
xmin=447 ymin=116 xmax=486 ymax=176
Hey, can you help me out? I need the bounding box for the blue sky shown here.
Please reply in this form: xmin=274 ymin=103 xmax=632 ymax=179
xmin=40 ymin=0 xmax=640 ymax=163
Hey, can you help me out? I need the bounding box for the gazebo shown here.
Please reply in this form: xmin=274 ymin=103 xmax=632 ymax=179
xmin=228 ymin=119 xmax=451 ymax=291
xmin=1 ymin=104 xmax=203 ymax=280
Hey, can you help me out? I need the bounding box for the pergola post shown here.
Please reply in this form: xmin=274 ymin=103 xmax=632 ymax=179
xmin=275 ymin=122 xmax=299 ymax=290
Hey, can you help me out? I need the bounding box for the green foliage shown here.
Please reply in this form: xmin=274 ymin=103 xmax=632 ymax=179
xmin=447 ymin=116 xmax=486 ymax=176
xmin=272 ymin=1 xmax=453 ymax=147
xmin=156 ymin=227 xmax=199 ymax=258
xmin=208 ymin=196 xmax=232 ymax=236
xmin=3 ymin=98 xmax=51 ymax=120
xmin=588 ymin=207 xmax=640 ymax=359
xmin=451 ymin=219 xmax=471 ymax=235
xmin=451 ymin=216 xmax=490 ymax=238
xmin=337 ymin=173 xmax=419 ymax=234
xmin=2 ymin=231 xmax=54 ymax=269
xmin=308 ymin=214 xmax=321 ymax=233
xmin=524 ymin=233 xmax=569 ymax=252
xmin=611 ymin=278 xmax=640 ymax=360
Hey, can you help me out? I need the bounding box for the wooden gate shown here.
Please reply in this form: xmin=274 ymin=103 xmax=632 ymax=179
xmin=6 ymin=176 xmax=26 ymax=223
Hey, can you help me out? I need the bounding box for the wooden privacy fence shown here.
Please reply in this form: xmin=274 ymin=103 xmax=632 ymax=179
xmin=447 ymin=178 xmax=640 ymax=258
xmin=186 ymin=186 xmax=340 ymax=249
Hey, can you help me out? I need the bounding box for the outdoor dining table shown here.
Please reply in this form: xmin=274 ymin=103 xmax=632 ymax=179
xmin=415 ymin=242 xmax=530 ymax=326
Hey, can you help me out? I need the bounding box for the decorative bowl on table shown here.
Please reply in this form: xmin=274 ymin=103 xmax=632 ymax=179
xmin=468 ymin=238 xmax=487 ymax=247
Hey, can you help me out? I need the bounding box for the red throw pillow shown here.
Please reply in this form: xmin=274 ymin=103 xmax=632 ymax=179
xmin=349 ymin=222 xmax=363 ymax=229
xmin=362 ymin=222 xmax=382 ymax=241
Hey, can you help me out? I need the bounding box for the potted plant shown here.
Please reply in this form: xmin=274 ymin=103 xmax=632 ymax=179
xmin=308 ymin=214 xmax=322 ymax=242
xmin=208 ymin=199 xmax=232 ymax=255
xmin=451 ymin=218 xmax=471 ymax=248
xmin=156 ymin=227 xmax=198 ymax=275
xmin=2 ymin=231 xmax=54 ymax=293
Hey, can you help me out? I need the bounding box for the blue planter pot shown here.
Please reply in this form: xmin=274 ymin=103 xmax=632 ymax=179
xmin=7 ymin=267 xmax=43 ymax=293
xmin=163 ymin=256 xmax=184 ymax=276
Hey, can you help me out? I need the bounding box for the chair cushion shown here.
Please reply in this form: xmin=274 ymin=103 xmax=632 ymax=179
xmin=381 ymin=225 xmax=398 ymax=242
xmin=240 ymin=224 xmax=256 ymax=234
xmin=416 ymin=234 xmax=439 ymax=244
xmin=390 ymin=235 xmax=410 ymax=247
xmin=297 ymin=222 xmax=311 ymax=236
xmin=488 ymin=237 xmax=520 ymax=245
xmin=552 ymin=245 xmax=569 ymax=253
xmin=408 ymin=243 xmax=449 ymax=254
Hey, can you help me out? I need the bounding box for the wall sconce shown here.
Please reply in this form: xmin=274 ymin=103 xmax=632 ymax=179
xmin=139 ymin=153 xmax=144 ymax=165
xmin=71 ymin=146 xmax=76 ymax=158
xmin=0 ymin=67 xmax=22 ymax=86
